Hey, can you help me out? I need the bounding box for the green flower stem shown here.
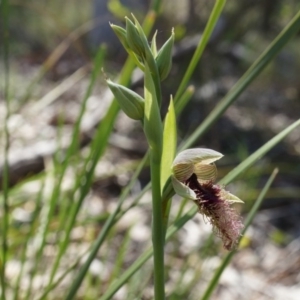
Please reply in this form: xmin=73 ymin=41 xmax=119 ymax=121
xmin=144 ymin=63 xmax=165 ymax=299
xmin=174 ymin=0 xmax=226 ymax=103
xmin=150 ymin=150 xmax=165 ymax=299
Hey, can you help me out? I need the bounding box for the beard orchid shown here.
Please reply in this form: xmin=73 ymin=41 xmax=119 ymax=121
xmin=171 ymin=148 xmax=244 ymax=251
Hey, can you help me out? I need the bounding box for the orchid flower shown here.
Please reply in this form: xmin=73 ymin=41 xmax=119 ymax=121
xmin=171 ymin=148 xmax=244 ymax=250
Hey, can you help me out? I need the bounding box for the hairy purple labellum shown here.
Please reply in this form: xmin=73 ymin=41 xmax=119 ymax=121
xmin=185 ymin=173 xmax=244 ymax=250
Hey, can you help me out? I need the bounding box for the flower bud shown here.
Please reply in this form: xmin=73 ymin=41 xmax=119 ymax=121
xmin=155 ymin=29 xmax=174 ymax=80
xmin=125 ymin=17 xmax=146 ymax=59
xmin=107 ymin=79 xmax=144 ymax=120
xmin=110 ymin=23 xmax=145 ymax=70
xmin=110 ymin=23 xmax=130 ymax=51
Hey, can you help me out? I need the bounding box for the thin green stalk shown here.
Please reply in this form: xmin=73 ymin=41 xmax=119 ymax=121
xmin=174 ymin=85 xmax=195 ymax=115
xmin=99 ymin=247 xmax=153 ymax=300
xmin=150 ymin=150 xmax=165 ymax=299
xmin=182 ymin=9 xmax=300 ymax=150
xmin=66 ymin=155 xmax=148 ymax=300
xmin=147 ymin=53 xmax=163 ymax=107
xmin=116 ymin=181 xmax=151 ymax=220
xmin=174 ymin=0 xmax=226 ymax=103
xmin=108 ymin=228 xmax=131 ymax=286
xmin=1 ymin=0 xmax=10 ymax=299
xmin=25 ymin=179 xmax=54 ymax=300
xmin=26 ymin=47 xmax=105 ymax=300
xmin=46 ymin=47 xmax=105 ymax=285
xmin=127 ymin=268 xmax=153 ymax=299
xmin=144 ymin=60 xmax=164 ymax=299
xmin=36 ymin=249 xmax=89 ymax=300
xmin=12 ymin=180 xmax=44 ymax=300
xmin=201 ymin=168 xmax=279 ymax=300
xmin=174 ymin=198 xmax=189 ymax=221
xmin=63 ymin=152 xmax=149 ymax=300
xmin=219 ymin=119 xmax=300 ymax=185
xmin=151 ymin=0 xmax=162 ymax=13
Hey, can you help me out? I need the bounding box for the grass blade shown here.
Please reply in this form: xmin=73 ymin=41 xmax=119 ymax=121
xmin=64 ymin=152 xmax=149 ymax=299
xmin=174 ymin=0 xmax=226 ymax=103
xmin=175 ymin=85 xmax=195 ymax=115
xmin=161 ymin=97 xmax=177 ymax=190
xmin=46 ymin=47 xmax=106 ymax=285
xmin=99 ymin=247 xmax=153 ymax=300
xmin=220 ymin=119 xmax=300 ymax=185
xmin=11 ymin=180 xmax=44 ymax=300
xmin=182 ymin=9 xmax=300 ymax=150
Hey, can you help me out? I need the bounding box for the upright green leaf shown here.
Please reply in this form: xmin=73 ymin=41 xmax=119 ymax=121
xmin=174 ymin=0 xmax=226 ymax=102
xmin=161 ymin=96 xmax=177 ymax=191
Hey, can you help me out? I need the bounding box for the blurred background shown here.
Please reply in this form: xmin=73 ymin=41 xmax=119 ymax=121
xmin=1 ymin=0 xmax=300 ymax=299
